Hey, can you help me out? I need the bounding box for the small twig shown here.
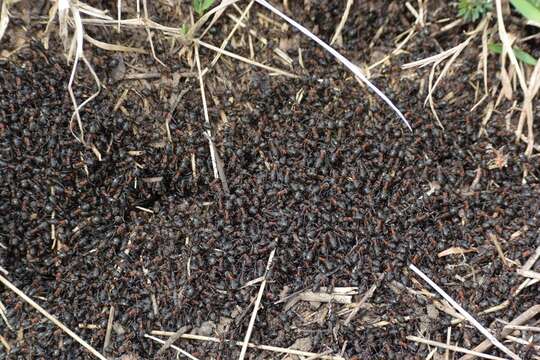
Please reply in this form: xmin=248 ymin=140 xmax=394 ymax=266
xmin=194 ymin=44 xmax=219 ymax=181
xmin=522 ymin=245 xmax=540 ymax=270
xmin=238 ymin=248 xmax=276 ymax=360
xmin=209 ymin=1 xmax=255 ymax=68
xmin=150 ymin=331 xmax=344 ymax=359
xmin=254 ymin=0 xmax=411 ymax=131
xmin=196 ymin=39 xmax=297 ymax=78
xmin=102 ymin=305 xmax=114 ymax=352
xmin=516 ymin=269 xmax=540 ymax=281
xmin=407 ymin=336 xmax=506 ymax=360
xmin=488 ymin=233 xmax=508 ymax=267
xmin=409 ymin=264 xmax=520 ymax=360
xmin=145 ymin=334 xmax=199 ymax=360
xmin=344 ymin=273 xmax=383 ymax=325
xmin=0 ymin=300 xmax=12 ymax=331
xmin=330 ymin=0 xmax=353 ymax=46
xmin=155 ymin=325 xmax=190 ymax=356
xmin=446 ymin=326 xmax=452 ymax=360
xmin=0 ymin=274 xmax=107 ymax=360
xmin=505 ymin=335 xmax=540 ymax=350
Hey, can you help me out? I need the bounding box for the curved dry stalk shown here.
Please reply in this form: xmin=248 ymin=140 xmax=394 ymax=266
xmin=0 ymin=0 xmax=19 ymax=42
xmin=56 ymin=0 xmax=105 ymax=144
xmin=145 ymin=334 xmax=200 ymax=360
xmin=410 ymin=264 xmax=520 ymax=360
xmin=330 ymin=0 xmax=353 ymax=46
xmin=194 ymin=44 xmax=219 ymax=180
xmin=190 ymin=0 xmax=411 ymax=130
xmin=68 ymin=55 xmax=103 ymax=144
xmin=209 ymin=0 xmax=255 ymax=67
xmin=0 ymin=274 xmax=107 ymax=360
xmin=255 ymin=0 xmax=411 ymax=130
xmin=53 ymin=0 xmax=411 ymax=141
xmin=197 ymin=39 xmax=297 ymax=77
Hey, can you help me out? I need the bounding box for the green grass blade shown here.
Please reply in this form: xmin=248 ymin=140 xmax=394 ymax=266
xmin=510 ymin=0 xmax=540 ymax=23
xmin=488 ymin=43 xmax=538 ymax=65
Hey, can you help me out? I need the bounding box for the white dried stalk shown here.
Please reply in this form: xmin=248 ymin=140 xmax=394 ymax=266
xmin=238 ymin=249 xmax=276 ymax=360
xmin=0 ymin=0 xmax=19 ymax=42
xmin=145 ymin=334 xmax=200 ymax=360
xmin=409 ymin=264 xmax=520 ymax=360
xmin=0 ymin=274 xmax=107 ymax=360
xmin=255 ymin=0 xmax=411 ymax=131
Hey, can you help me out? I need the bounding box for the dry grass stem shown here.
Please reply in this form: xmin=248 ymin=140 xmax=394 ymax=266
xmin=83 ymin=34 xmax=147 ymax=53
xmin=330 ymin=0 xmax=353 ymax=46
xmin=150 ymin=331 xmax=345 ymax=359
xmin=344 ymin=274 xmax=383 ymax=325
xmin=0 ymin=274 xmax=107 ymax=360
xmin=195 ymin=44 xmax=220 ymax=182
xmin=515 ymin=61 xmax=540 ymax=156
xmin=505 ymin=335 xmax=540 ymax=350
xmin=0 ymin=0 xmax=19 ymax=42
xmin=461 ymin=305 xmax=540 ymax=360
xmin=516 ymin=269 xmax=540 ymax=280
xmin=522 ymin=245 xmax=540 ymax=270
xmin=238 ymin=248 xmax=275 ymax=360
xmin=155 ymin=326 xmax=190 ymax=356
xmin=497 ymin=321 xmax=540 ymax=332
xmin=254 ymin=0 xmax=411 ymax=130
xmin=438 ymin=247 xmax=477 ymax=257
xmin=102 ymin=305 xmax=114 ymax=352
xmin=144 ymin=334 xmax=200 ymax=360
xmin=197 ymin=39 xmax=297 ymax=77
xmin=0 ymin=300 xmax=12 ymax=331
xmin=210 ymin=1 xmax=255 ymax=68
xmin=409 ymin=264 xmax=520 ymax=360
xmin=487 ymin=233 xmax=509 ymax=267
xmin=407 ymin=336 xmax=506 ymax=360
xmin=369 ymin=1 xmax=425 ymax=70
xmin=446 ymin=326 xmax=452 ymax=360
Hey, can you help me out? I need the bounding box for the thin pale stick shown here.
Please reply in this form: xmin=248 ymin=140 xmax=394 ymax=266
xmin=254 ymin=0 xmax=411 ymax=131
xmin=407 ymin=336 xmax=506 ymax=360
xmin=409 ymin=264 xmax=520 ymax=360
xmin=505 ymin=335 xmax=540 ymax=349
xmin=446 ymin=326 xmax=452 ymax=360
xmin=238 ymin=248 xmax=276 ymax=360
xmin=210 ymin=1 xmax=255 ymax=67
xmin=102 ymin=305 xmax=114 ymax=352
xmin=195 ymin=44 xmax=219 ymax=180
xmin=156 ymin=326 xmax=190 ymax=356
xmin=522 ymin=245 xmax=540 ymax=271
xmin=424 ymin=37 xmax=472 ymax=106
xmin=0 ymin=274 xmax=107 ymax=360
xmin=427 ymin=60 xmax=444 ymax=129
xmin=516 ymin=269 xmax=540 ymax=280
xmin=117 ymin=0 xmax=121 ymax=32
xmin=344 ymin=273 xmax=383 ymax=325
xmin=330 ymin=0 xmax=353 ymax=45
xmin=145 ymin=334 xmax=200 ymax=360
xmin=197 ymin=39 xmax=297 ymax=77
xmin=150 ymin=331 xmax=344 ymax=359
xmin=66 ymin=4 xmax=85 ymax=143
xmin=0 ymin=0 xmax=11 ymax=42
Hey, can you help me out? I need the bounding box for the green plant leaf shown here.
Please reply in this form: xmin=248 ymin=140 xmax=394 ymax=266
xmin=458 ymin=0 xmax=492 ymax=22
xmin=180 ymin=24 xmax=189 ymax=35
xmin=193 ymin=0 xmax=215 ymax=16
xmin=488 ymin=43 xmax=538 ymax=65
xmin=510 ymin=0 xmax=540 ymax=23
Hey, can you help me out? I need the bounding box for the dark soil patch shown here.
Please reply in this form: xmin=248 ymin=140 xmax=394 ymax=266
xmin=1 ymin=1 xmax=539 ymax=359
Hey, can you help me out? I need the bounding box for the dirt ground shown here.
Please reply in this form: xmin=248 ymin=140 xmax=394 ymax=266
xmin=0 ymin=1 xmax=539 ymax=359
